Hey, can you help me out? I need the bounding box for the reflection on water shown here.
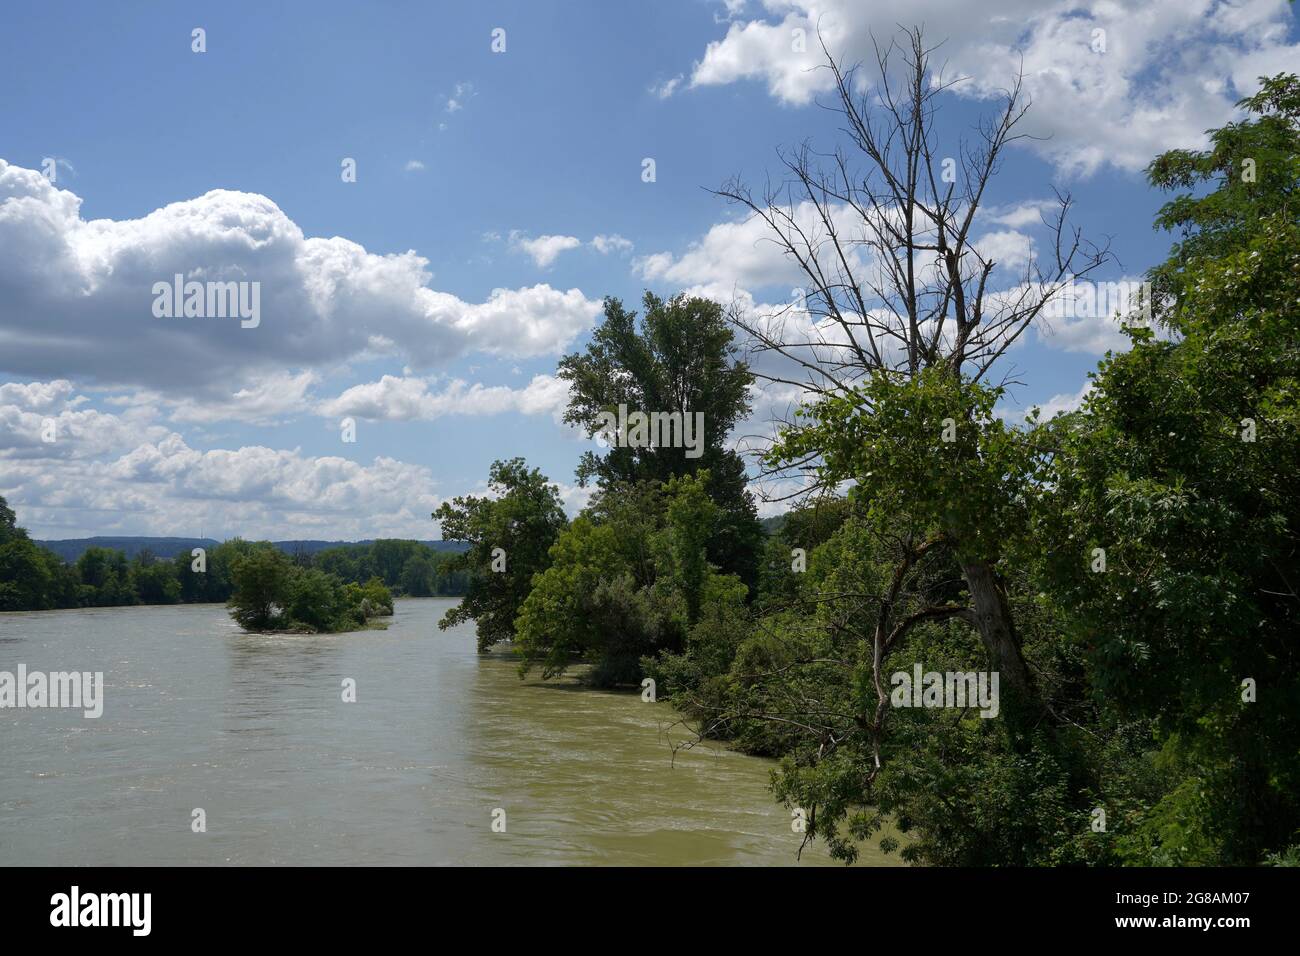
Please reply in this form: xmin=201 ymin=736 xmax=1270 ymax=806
xmin=0 ymin=599 xmax=901 ymax=866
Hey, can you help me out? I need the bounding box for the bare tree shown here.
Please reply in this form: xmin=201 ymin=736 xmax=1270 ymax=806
xmin=717 ymin=27 xmax=1111 ymax=727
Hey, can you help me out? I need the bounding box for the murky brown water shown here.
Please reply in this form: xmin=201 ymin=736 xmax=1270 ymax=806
xmin=0 ymin=598 xmax=901 ymax=866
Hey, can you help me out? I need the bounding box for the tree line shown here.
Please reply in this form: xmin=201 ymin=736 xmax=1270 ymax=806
xmin=0 ymin=512 xmax=468 ymax=612
xmin=434 ymin=40 xmax=1300 ymax=867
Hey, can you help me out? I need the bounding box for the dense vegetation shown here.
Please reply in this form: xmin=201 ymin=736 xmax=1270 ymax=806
xmin=0 ymin=510 xmax=465 ymax=614
xmin=226 ymin=544 xmax=395 ymax=634
xmin=435 ymin=65 xmax=1300 ymax=866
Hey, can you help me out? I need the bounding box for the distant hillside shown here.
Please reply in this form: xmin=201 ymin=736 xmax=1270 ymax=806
xmin=35 ymin=536 xmax=468 ymax=563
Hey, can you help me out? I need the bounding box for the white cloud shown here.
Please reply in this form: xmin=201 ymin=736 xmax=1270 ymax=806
xmin=167 ymin=370 xmax=321 ymax=426
xmin=998 ymin=379 xmax=1095 ymax=424
xmin=509 ymin=230 xmax=583 ymax=268
xmin=404 ymin=159 xmax=426 ymax=172
xmin=0 ymin=382 xmax=172 ymax=480
xmin=319 ymin=373 xmax=571 ymax=422
xmin=0 ymin=381 xmax=447 ymax=539
xmin=445 ymin=81 xmax=475 ymax=113
xmin=1033 ymin=380 xmax=1094 ymax=419
xmin=651 ymin=74 xmax=685 ymax=99
xmin=591 ymin=233 xmax=634 ymax=255
xmin=635 ymin=205 xmax=837 ymax=290
xmin=0 ymin=379 xmax=82 ymax=414
xmin=986 ymin=200 xmax=1059 ymax=230
xmin=682 ymin=0 xmax=1300 ymax=175
xmin=0 ymin=159 xmax=601 ymax=396
xmin=973 ymin=230 xmax=1036 ymax=273
xmin=1033 ymin=275 xmax=1156 ymax=354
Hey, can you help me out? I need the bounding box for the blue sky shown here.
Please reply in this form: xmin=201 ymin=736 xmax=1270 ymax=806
xmin=2 ymin=0 xmax=1297 ymax=540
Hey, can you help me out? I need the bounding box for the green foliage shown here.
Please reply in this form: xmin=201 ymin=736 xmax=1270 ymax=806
xmin=313 ymin=540 xmax=466 ymax=596
xmin=435 ymin=458 xmax=568 ymax=651
xmin=0 ymin=498 xmax=445 ymax=617
xmin=558 ymin=292 xmax=765 ymax=591
xmin=772 ymin=367 xmax=1051 ymax=565
xmin=227 ymin=546 xmax=294 ymax=631
xmin=228 ymin=547 xmax=395 ymax=634
xmin=1033 ymin=73 xmax=1300 ymax=864
xmin=637 ymin=83 xmax=1300 ymax=862
xmin=515 ymin=473 xmax=740 ymax=687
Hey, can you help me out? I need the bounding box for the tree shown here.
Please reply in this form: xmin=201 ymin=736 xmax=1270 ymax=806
xmin=514 ymin=474 xmax=734 ymax=686
xmin=0 ymin=536 xmax=53 ymax=610
xmin=434 ymin=458 xmax=567 ymax=651
xmin=0 ymin=495 xmax=21 ymax=545
xmin=228 ymin=546 xmax=293 ymax=631
xmin=284 ymin=568 xmax=348 ymax=632
xmin=1038 ymin=74 xmax=1300 ymax=863
xmin=76 ymin=547 xmax=136 ymax=607
xmin=399 ymin=553 xmax=436 ymax=596
xmin=131 ymin=551 xmax=180 ymax=604
xmin=558 ymin=293 xmax=764 ymax=591
xmin=716 ymin=27 xmax=1109 ymax=733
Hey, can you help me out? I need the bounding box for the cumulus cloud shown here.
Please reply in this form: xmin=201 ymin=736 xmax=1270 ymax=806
xmin=0 ymin=379 xmax=82 ymax=414
xmin=0 ymin=379 xmax=448 ymax=539
xmin=0 ymin=159 xmax=600 ymax=396
xmin=635 ymin=204 xmax=834 ymax=290
xmin=973 ymin=230 xmax=1036 ymax=273
xmin=997 ymin=379 xmax=1095 ymax=425
xmin=508 ymin=230 xmax=583 ymax=268
xmin=0 ymin=383 xmax=170 ymax=463
xmin=591 ymin=234 xmax=634 ymax=255
xmin=1033 ymin=380 xmax=1095 ymax=419
xmin=680 ymin=0 xmax=1300 ymax=175
xmin=319 ymin=373 xmax=571 ymax=422
xmin=167 ymin=370 xmax=321 ymax=425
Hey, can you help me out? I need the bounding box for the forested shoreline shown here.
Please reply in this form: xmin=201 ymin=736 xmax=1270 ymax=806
xmin=2 ymin=31 xmax=1295 ymax=870
xmin=0 ymin=513 xmax=468 ymax=612
xmin=435 ymin=56 xmax=1300 ymax=867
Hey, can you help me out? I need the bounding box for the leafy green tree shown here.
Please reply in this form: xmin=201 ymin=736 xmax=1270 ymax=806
xmin=359 ymin=576 xmax=394 ymax=615
xmin=558 ymin=292 xmax=764 ymax=591
xmin=228 ymin=546 xmax=293 ymax=631
xmin=0 ymin=496 xmax=20 ymax=544
xmin=1038 ymin=74 xmax=1300 ymax=864
xmin=284 ymin=568 xmax=348 ymax=632
xmin=0 ymin=536 xmax=53 ymax=610
xmin=717 ymin=29 xmax=1110 ymax=736
xmin=75 ymin=547 xmax=137 ymax=607
xmin=514 ymin=516 xmax=639 ymax=680
xmin=399 ymin=553 xmax=436 ymax=596
xmin=652 ymin=472 xmax=719 ymax=623
xmin=515 ymin=474 xmax=739 ymax=686
xmin=130 ymin=551 xmax=180 ymax=604
xmin=434 ymin=458 xmax=567 ymax=651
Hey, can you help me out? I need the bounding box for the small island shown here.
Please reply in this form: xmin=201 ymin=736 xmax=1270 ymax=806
xmin=228 ymin=545 xmax=394 ymax=634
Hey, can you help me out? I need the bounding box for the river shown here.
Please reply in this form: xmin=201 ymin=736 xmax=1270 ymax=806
xmin=0 ymin=598 xmax=902 ymax=866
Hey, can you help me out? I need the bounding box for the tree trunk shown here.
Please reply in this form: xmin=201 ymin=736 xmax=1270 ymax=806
xmin=961 ymin=558 xmax=1040 ymax=738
